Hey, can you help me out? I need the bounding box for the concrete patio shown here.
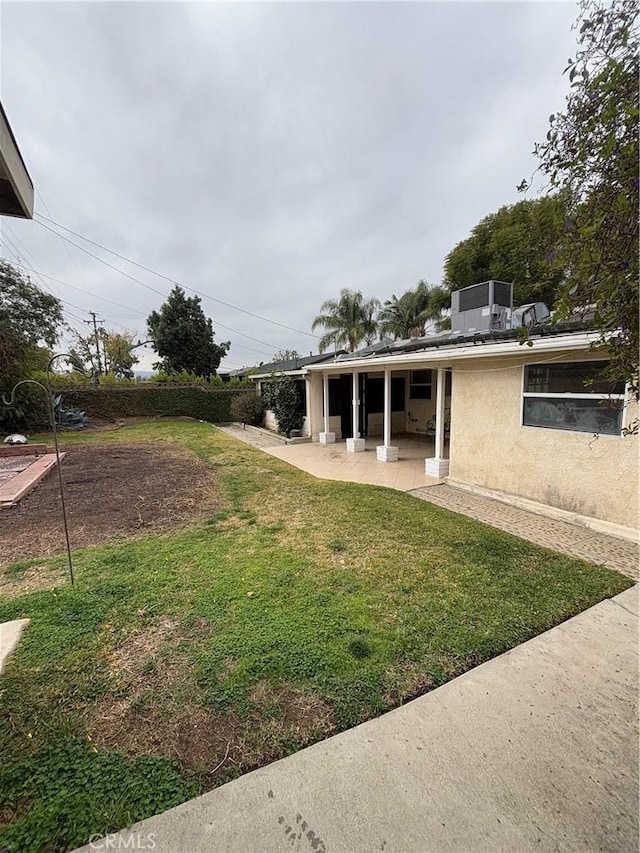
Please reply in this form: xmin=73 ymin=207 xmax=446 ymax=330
xmin=265 ymin=434 xmax=444 ymax=491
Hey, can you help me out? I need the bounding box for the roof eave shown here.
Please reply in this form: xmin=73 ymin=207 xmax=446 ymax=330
xmin=306 ymin=331 xmax=602 ymax=373
xmin=0 ymin=103 xmax=34 ymax=219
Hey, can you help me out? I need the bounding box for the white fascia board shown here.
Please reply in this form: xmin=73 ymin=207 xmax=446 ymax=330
xmin=0 ymin=106 xmax=34 ymax=219
xmin=249 ymin=369 xmax=307 ymax=381
xmin=306 ymin=333 xmax=600 ymax=374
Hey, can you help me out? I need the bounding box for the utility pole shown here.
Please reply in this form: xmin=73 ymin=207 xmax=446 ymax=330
xmin=83 ymin=311 xmax=105 ymax=378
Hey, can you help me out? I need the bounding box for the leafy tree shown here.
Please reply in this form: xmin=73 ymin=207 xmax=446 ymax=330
xmin=312 ymin=289 xmax=381 ymax=353
xmin=262 ymin=376 xmax=304 ymax=435
xmin=443 ymin=195 xmax=568 ymax=307
xmin=0 ymin=260 xmax=63 ymax=384
xmin=529 ymin=0 xmax=639 ymax=393
xmin=272 ymin=349 xmax=300 ymax=362
xmin=0 ymin=260 xmax=64 ymax=431
xmin=147 ymin=286 xmax=229 ymax=379
xmin=71 ymin=328 xmax=139 ymax=379
xmin=379 ymin=281 xmax=451 ymax=339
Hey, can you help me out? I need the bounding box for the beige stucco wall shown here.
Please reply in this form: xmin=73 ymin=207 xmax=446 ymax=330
xmin=449 ymin=354 xmax=639 ymax=531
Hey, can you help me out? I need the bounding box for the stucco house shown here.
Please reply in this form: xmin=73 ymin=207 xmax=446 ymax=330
xmin=251 ymin=281 xmax=638 ymax=542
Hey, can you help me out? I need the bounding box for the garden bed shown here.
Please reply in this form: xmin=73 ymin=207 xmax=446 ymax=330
xmin=0 ymin=441 xmax=219 ymax=570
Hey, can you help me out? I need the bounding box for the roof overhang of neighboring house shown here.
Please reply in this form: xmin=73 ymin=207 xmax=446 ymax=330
xmin=248 ymin=351 xmax=347 ymax=382
xmin=306 ymin=329 xmax=602 ymax=374
xmin=0 ymin=103 xmax=34 ymax=219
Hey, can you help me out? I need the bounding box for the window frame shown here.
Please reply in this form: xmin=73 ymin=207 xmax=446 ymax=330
xmin=409 ymin=369 xmax=432 ymax=400
xmin=520 ymin=360 xmax=627 ymax=437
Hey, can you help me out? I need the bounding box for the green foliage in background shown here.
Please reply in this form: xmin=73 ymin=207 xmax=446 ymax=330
xmin=531 ymin=0 xmax=639 ymax=393
xmin=147 ymin=286 xmax=229 ymax=378
xmin=443 ymin=195 xmax=568 ymax=308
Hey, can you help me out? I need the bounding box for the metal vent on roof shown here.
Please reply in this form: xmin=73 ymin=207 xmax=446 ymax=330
xmin=459 ymin=282 xmax=490 ymax=312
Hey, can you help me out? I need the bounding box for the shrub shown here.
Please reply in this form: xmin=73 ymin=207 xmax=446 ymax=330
xmin=0 ymin=384 xmax=49 ymax=434
xmin=262 ymin=376 xmax=304 ymax=436
xmin=46 ymin=385 xmax=249 ymax=425
xmin=230 ymin=391 xmax=265 ymax=427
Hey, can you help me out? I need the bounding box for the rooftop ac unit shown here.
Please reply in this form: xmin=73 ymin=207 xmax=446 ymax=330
xmin=451 ymin=280 xmax=513 ymax=334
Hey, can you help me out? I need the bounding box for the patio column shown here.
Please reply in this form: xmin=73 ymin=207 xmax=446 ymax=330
xmin=377 ymin=368 xmax=398 ymax=462
xmin=425 ymin=367 xmax=450 ymax=477
xmin=346 ymin=371 xmax=365 ymax=452
xmin=319 ymin=373 xmax=335 ymax=444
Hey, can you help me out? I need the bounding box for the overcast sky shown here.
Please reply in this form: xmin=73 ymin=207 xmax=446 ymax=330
xmin=1 ymin=1 xmax=579 ymax=372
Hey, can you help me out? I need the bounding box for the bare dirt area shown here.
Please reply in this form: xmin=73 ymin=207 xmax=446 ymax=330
xmin=88 ymin=617 xmax=336 ymax=781
xmin=0 ymin=442 xmax=220 ymax=569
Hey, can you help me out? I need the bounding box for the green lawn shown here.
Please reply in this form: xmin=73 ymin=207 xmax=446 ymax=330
xmin=0 ymin=420 xmax=631 ymax=852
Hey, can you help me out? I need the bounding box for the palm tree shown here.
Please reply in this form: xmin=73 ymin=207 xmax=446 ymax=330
xmin=378 ymin=281 xmax=450 ymax=339
xmin=312 ymin=289 xmax=381 ymax=353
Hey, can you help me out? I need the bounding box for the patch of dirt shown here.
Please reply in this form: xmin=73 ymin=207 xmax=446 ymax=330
xmin=0 ymin=563 xmax=68 ymax=599
xmin=87 ymin=620 xmax=336 ymax=780
xmin=0 ymin=442 xmax=220 ymax=569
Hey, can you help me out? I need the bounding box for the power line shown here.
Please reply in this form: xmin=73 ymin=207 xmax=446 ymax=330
xmin=14 ymin=260 xmax=279 ymax=355
xmin=2 ymin=234 xmax=277 ymax=358
xmin=35 ymin=191 xmax=92 ymax=294
xmin=35 ymin=214 xmax=320 ymax=340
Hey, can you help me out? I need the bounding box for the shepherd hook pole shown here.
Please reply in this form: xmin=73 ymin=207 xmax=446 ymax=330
xmin=2 ymin=353 xmax=79 ymax=586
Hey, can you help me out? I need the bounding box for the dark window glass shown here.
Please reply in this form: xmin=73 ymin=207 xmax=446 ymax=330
xmin=410 ymin=369 xmax=432 ymax=400
xmin=523 ymin=397 xmax=623 ymax=435
xmin=391 ymin=377 xmax=405 ymax=411
xmin=328 ymin=378 xmax=341 ymax=416
xmin=445 ymin=371 xmax=452 ymax=396
xmin=293 ymin=379 xmax=307 ymax=411
xmin=524 ymin=362 xmax=625 ymax=395
xmin=410 ymin=385 xmax=431 ymax=400
xmin=365 ymin=378 xmax=384 ymax=414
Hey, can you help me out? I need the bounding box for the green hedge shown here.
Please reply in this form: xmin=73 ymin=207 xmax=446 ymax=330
xmin=50 ymin=385 xmax=253 ymax=425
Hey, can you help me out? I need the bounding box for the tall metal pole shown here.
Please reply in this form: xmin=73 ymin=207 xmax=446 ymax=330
xmin=46 ymin=356 xmax=74 ymax=586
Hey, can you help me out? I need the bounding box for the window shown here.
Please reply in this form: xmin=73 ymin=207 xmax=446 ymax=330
xmin=363 ymin=377 xmax=406 ymax=413
xmin=391 ymin=377 xmax=406 ymax=411
xmin=409 ymin=369 xmax=432 ymax=400
xmin=522 ymin=361 xmax=625 ymax=436
xmin=294 ymin=379 xmax=307 ymax=412
xmin=328 ymin=377 xmax=341 ymax=416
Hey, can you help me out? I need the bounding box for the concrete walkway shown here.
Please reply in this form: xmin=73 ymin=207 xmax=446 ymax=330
xmin=217 ymin=422 xmax=287 ymax=449
xmin=411 ymin=484 xmax=639 ymax=580
xmin=76 ymin=586 xmax=638 ymax=853
xmin=0 ymin=619 xmax=30 ymax=674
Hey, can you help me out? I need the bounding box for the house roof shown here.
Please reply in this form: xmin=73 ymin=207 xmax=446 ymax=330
xmin=306 ymin=319 xmax=602 ymax=373
xmin=246 ymin=351 xmax=347 ymax=379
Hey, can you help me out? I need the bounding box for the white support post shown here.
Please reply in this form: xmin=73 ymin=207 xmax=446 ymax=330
xmin=377 ymin=367 xmax=398 ymax=462
xmin=425 ymin=367 xmax=449 ymax=477
xmin=346 ymin=371 xmax=365 ymax=452
xmin=319 ymin=372 xmax=335 ymax=444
